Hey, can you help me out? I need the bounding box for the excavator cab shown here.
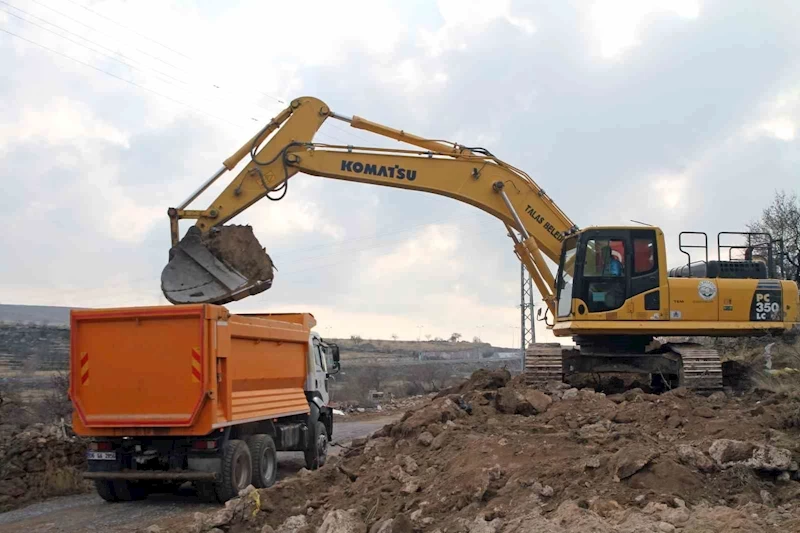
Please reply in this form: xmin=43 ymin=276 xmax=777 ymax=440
xmin=555 ymin=227 xmax=664 ymax=322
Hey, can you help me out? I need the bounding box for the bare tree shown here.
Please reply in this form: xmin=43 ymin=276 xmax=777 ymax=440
xmin=391 ymin=334 xmax=399 ymax=341
xmin=473 ymin=336 xmax=482 ymax=343
xmin=449 ymin=332 xmax=462 ymax=343
xmin=425 ymin=334 xmax=432 ymax=341
xmin=350 ymin=335 xmax=363 ymax=345
xmin=748 ymin=190 xmax=800 ymax=282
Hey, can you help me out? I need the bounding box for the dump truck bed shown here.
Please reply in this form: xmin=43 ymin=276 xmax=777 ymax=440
xmin=70 ymin=304 xmax=315 ymax=437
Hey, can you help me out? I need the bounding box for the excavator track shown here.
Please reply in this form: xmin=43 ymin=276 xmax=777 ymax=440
xmin=667 ymin=342 xmax=723 ymax=392
xmin=524 ymin=343 xmax=564 ymax=386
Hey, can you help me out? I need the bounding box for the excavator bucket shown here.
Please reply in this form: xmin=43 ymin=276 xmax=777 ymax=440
xmin=161 ymin=225 xmax=274 ymax=305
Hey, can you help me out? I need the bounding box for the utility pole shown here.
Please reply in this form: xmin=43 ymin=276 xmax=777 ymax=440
xmin=520 ymin=263 xmax=535 ymax=373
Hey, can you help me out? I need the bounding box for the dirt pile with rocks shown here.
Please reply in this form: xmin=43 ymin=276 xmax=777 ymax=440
xmin=203 ymin=225 xmax=274 ymax=282
xmin=0 ymin=423 xmax=88 ymax=512
xmin=166 ymin=369 xmax=800 ymax=533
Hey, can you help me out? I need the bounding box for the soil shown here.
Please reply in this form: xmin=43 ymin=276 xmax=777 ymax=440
xmin=186 ymin=369 xmax=800 ymax=533
xmin=202 ymin=225 xmax=274 ymax=282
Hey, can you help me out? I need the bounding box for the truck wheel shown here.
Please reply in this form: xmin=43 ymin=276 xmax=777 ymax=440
xmin=246 ymin=434 xmax=278 ymax=488
xmin=111 ymin=480 xmax=147 ymax=501
xmin=94 ymin=480 xmax=118 ymax=502
xmin=304 ymin=421 xmax=328 ymax=470
xmin=215 ymin=439 xmax=252 ymax=502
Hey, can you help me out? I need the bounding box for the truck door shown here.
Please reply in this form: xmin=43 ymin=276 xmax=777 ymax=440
xmin=312 ymin=338 xmax=329 ymax=405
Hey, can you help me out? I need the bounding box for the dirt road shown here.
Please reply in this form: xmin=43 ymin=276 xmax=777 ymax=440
xmin=0 ymin=415 xmax=398 ymax=533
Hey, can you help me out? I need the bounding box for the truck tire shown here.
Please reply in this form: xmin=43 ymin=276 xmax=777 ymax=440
xmin=94 ymin=480 xmax=118 ymax=502
xmin=111 ymin=480 xmax=147 ymax=501
xmin=215 ymin=439 xmax=252 ymax=502
xmin=246 ymin=434 xmax=278 ymax=488
xmin=304 ymin=421 xmax=328 ymax=470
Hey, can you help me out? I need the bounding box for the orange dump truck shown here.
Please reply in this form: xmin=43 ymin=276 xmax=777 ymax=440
xmin=69 ymin=304 xmax=340 ymax=503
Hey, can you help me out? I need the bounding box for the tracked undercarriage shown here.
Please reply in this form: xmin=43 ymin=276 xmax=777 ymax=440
xmin=525 ymin=336 xmax=723 ymax=393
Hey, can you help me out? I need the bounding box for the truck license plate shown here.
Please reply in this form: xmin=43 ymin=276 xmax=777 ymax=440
xmin=87 ymin=451 xmax=116 ymax=461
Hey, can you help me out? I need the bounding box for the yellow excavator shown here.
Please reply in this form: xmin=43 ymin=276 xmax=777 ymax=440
xmin=161 ymin=96 xmax=799 ymax=392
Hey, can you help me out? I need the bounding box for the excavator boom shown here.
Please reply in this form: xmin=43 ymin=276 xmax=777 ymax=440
xmin=163 ymin=96 xmax=576 ymax=306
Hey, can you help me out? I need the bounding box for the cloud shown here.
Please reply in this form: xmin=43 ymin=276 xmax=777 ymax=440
xmin=3 ymin=0 xmax=800 ymax=348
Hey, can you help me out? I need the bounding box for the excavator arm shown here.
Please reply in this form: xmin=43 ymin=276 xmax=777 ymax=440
xmin=162 ymin=96 xmax=577 ymax=309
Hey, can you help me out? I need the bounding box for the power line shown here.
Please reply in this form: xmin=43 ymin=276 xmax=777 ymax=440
xmin=65 ymin=0 xmax=191 ymax=60
xmin=0 ymin=27 xmax=246 ymax=129
xmin=24 ymin=0 xmax=288 ymax=119
xmin=27 ymin=0 xmax=186 ymax=72
xmin=1 ymin=0 xmax=186 ymax=85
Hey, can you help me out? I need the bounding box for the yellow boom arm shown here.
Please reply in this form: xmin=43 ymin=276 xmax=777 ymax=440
xmin=169 ymin=96 xmax=577 ymax=311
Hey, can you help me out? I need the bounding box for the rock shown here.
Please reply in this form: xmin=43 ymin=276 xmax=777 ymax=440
xmin=410 ymin=509 xmax=423 ymax=521
xmin=584 ymin=456 xmax=601 ymax=469
xmin=400 ymin=455 xmax=418 ymax=474
xmin=590 ymin=498 xmax=622 ymax=517
xmin=676 ymin=444 xmax=715 ymax=472
xmin=364 ymin=437 xmax=392 ymax=455
xmin=612 ymin=406 xmax=638 ymax=424
xmin=747 ymin=445 xmax=792 ymax=471
xmin=761 ymin=489 xmax=775 ymax=506
xmin=540 ymin=485 xmax=554 ymax=497
xmin=238 ymin=484 xmax=256 ymax=498
xmin=657 ymin=521 xmax=676 ymax=532
xmin=144 ymin=527 xmax=162 ymax=533
xmin=666 ymin=414 xmax=682 ymax=429
xmin=778 ymin=471 xmax=791 ymax=482
xmin=318 ymin=509 xmax=367 ymax=533
xmin=431 ymin=432 xmax=447 ymax=451
xmin=495 ymin=387 xmax=522 ymax=414
xmin=279 ymin=515 xmax=309 ymax=533
xmin=401 ymin=480 xmax=420 ymax=494
xmin=421 ymin=517 xmax=434 ymax=526
xmin=694 ymin=406 xmax=716 ymax=418
xmin=392 ymin=514 xmax=414 ymax=533
xmin=635 ymin=494 xmax=646 ymax=503
xmin=207 ymin=508 xmax=234 ymax=528
xmin=369 ymin=519 xmax=394 ymax=533
xmin=398 ymin=398 xmax=465 ymax=433
xmin=708 ymin=391 xmax=727 ymax=402
xmin=708 ymin=439 xmax=756 ymax=465
xmin=418 ymin=432 xmax=434 ymax=447
xmin=390 ymin=465 xmax=410 ymax=483
xmin=665 ymin=387 xmax=691 ymax=398
xmin=467 ymin=517 xmax=502 ymax=533
xmin=609 ymin=445 xmax=657 ymax=480
xmin=524 ymin=390 xmax=553 ymax=414
xmin=662 ymin=507 xmax=690 ymax=526
xmin=261 ymin=526 xmax=276 ymax=533
xmin=673 ymin=497 xmax=686 ymax=508
xmin=562 ymin=388 xmax=579 ymax=400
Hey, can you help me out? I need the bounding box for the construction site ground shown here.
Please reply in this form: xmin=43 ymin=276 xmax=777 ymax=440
xmin=160 ymin=369 xmax=800 ymax=533
xmin=0 ymin=416 xmax=401 ymax=533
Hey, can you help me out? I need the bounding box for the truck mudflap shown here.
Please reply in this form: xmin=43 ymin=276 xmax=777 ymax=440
xmin=83 ymin=470 xmax=217 ymax=481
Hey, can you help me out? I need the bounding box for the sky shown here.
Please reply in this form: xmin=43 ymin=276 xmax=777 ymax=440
xmin=1 ymin=0 xmax=799 ymax=347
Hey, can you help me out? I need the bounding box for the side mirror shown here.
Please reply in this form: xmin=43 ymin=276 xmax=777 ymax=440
xmin=328 ymin=344 xmax=341 ymax=375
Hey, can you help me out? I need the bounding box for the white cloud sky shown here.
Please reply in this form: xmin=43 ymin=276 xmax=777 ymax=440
xmin=1 ymin=0 xmax=799 ymax=348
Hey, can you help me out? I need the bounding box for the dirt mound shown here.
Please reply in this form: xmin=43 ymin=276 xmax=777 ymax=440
xmin=0 ymin=423 xmax=88 ymax=512
xmin=436 ymin=368 xmax=511 ymax=397
xmin=203 ymin=225 xmax=274 ymax=281
xmin=171 ymin=372 xmax=800 ymax=533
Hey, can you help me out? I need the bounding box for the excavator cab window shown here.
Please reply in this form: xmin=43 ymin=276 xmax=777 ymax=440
xmin=558 ymin=229 xmax=661 ymax=317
